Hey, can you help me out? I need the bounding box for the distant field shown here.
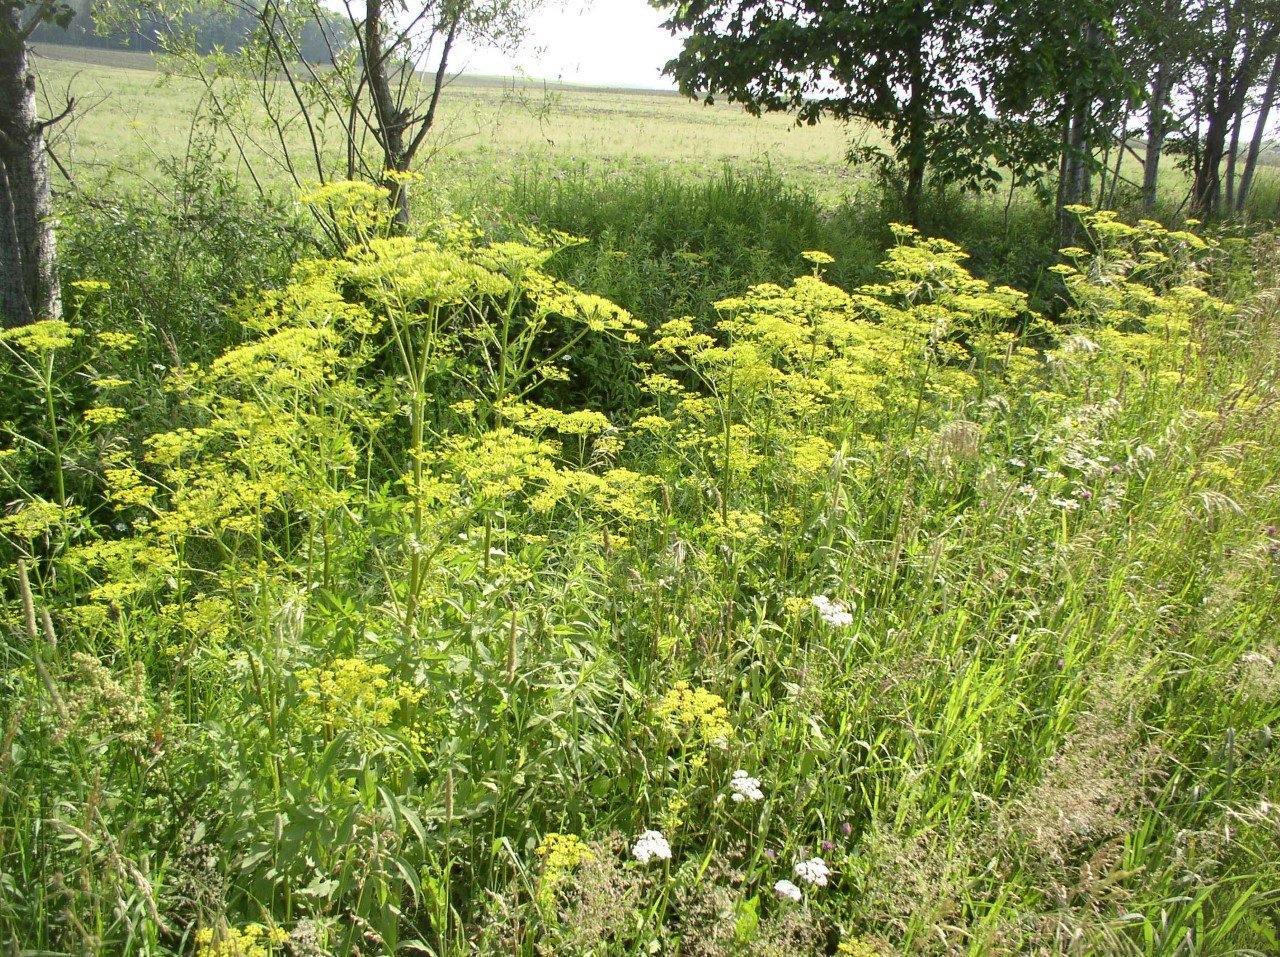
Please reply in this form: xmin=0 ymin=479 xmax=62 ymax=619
xmin=32 ymin=43 xmax=867 ymax=202
xmin=32 ymin=43 xmax=1279 ymax=217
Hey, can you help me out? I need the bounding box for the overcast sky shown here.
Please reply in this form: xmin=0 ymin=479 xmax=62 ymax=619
xmin=452 ymin=0 xmax=684 ymax=89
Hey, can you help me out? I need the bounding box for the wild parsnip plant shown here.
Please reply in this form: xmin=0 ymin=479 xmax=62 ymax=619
xmin=1 ymin=199 xmax=1278 ymax=957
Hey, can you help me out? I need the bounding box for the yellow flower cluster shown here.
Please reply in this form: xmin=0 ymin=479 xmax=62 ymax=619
xmin=83 ymin=406 xmax=126 ymax=427
xmin=0 ymin=319 xmax=79 ymax=352
xmin=296 ymin=657 xmax=424 ymax=752
xmin=661 ymin=794 xmax=689 ymax=831
xmin=0 ymin=500 xmax=83 ymax=541
xmin=530 ymin=467 xmax=661 ymax=526
xmin=1047 ymin=210 xmax=1225 ymax=390
xmin=194 ymin=924 xmax=289 ymax=957
xmin=654 ymin=681 xmax=734 ymax=748
xmin=69 ymin=278 xmax=111 ymax=293
xmin=343 ymin=236 xmax=512 ymax=307
xmin=298 ymin=179 xmax=395 ymax=240
xmin=96 ymin=331 xmax=138 ymax=352
xmin=104 ymin=466 xmax=157 ymax=511
xmin=644 ymin=229 xmax=1030 ymax=523
xmin=535 ymin=832 xmax=595 ymax=870
xmin=525 ymin=270 xmax=644 ymax=339
xmin=430 ymin=429 xmax=561 ymax=502
xmin=535 ymin=833 xmax=595 ymax=906
xmin=837 ymin=938 xmax=887 ymax=957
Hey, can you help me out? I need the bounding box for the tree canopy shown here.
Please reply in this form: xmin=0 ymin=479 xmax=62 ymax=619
xmin=655 ymin=0 xmax=1280 ymax=227
xmin=654 ymin=0 xmax=1001 ymax=218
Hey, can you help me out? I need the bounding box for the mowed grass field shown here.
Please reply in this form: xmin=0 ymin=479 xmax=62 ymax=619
xmin=32 ymin=43 xmax=866 ymax=201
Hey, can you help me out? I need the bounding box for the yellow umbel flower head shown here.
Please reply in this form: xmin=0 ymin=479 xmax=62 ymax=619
xmin=295 ymin=657 xmax=425 ymax=753
xmin=654 ymin=681 xmax=734 ymax=748
xmin=535 ymin=832 xmax=595 ymax=905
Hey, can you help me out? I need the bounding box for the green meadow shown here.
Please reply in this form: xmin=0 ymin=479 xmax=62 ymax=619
xmin=32 ymin=44 xmax=860 ymax=198
xmin=1 ymin=42 xmax=1278 ymax=957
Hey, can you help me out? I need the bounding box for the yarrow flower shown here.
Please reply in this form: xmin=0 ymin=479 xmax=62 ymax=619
xmin=794 ymin=857 xmax=831 ymax=886
xmin=811 ymin=595 xmax=854 ymax=627
xmin=729 ymin=769 xmax=764 ymax=803
xmin=631 ymin=829 xmax=672 ymax=865
xmin=773 ymin=878 xmax=803 ymax=902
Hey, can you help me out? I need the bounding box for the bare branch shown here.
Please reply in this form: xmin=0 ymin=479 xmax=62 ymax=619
xmin=405 ymin=14 xmax=460 ymax=163
xmin=35 ymin=96 xmax=74 ymax=132
xmin=255 ymin=3 xmax=328 ymax=185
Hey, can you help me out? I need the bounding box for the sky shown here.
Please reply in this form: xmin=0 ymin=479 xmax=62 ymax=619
xmin=451 ymin=0 xmax=685 ymax=90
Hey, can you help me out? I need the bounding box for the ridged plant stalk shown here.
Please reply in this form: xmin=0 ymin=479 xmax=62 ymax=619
xmin=385 ymin=299 xmax=443 ymax=644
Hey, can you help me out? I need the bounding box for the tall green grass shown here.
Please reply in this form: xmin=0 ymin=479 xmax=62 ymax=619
xmin=1 ymin=184 xmax=1277 ymax=956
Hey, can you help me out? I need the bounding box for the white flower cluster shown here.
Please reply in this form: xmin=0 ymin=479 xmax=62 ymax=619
xmin=773 ymin=878 xmax=802 ymax=902
xmin=729 ymin=770 xmax=764 ymax=803
xmin=793 ymin=857 xmax=831 ymax=887
xmin=811 ymin=595 xmax=854 ymax=627
xmin=631 ymin=829 xmax=672 ymax=865
xmin=773 ymin=856 xmax=834 ymax=903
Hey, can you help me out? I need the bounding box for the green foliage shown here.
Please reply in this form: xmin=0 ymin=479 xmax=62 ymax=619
xmin=2 ymin=199 xmax=1278 ymax=956
xmin=56 ymin=143 xmax=307 ymax=365
xmin=652 ymin=0 xmax=1001 ymax=201
xmin=483 ymin=166 xmax=889 ymax=412
xmin=31 ymin=0 xmax=349 ymax=60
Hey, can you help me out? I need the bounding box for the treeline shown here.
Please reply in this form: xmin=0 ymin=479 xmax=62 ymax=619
xmin=658 ymin=0 xmax=1280 ymax=225
xmin=31 ymin=0 xmax=348 ymax=61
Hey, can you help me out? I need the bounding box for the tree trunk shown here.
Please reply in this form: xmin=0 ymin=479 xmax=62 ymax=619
xmin=363 ymin=0 xmax=411 ymax=230
xmin=1192 ymin=108 xmax=1233 ymax=216
xmin=1057 ymin=97 xmax=1091 ymax=247
xmin=0 ymin=10 xmax=61 ymax=328
xmin=1142 ymin=0 xmax=1182 ymax=212
xmin=1056 ymin=20 xmax=1101 ymax=248
xmin=1224 ymin=99 xmax=1243 ymax=210
xmin=1105 ymin=124 xmax=1125 ymax=209
xmin=1190 ymin=6 xmax=1234 ymax=216
xmin=1101 ymin=103 xmax=1129 ymax=209
xmin=903 ymin=144 xmax=926 ymax=227
xmin=1237 ymin=50 xmax=1280 ymax=213
xmin=1191 ymin=14 xmax=1278 ymax=216
xmin=901 ymin=15 xmax=928 ymax=226
xmin=1143 ymin=62 xmax=1171 ymax=210
xmin=1192 ymin=68 xmax=1261 ymax=218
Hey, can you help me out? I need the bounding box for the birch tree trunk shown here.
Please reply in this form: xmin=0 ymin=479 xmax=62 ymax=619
xmin=1057 ymin=100 xmax=1092 ymax=247
xmin=1142 ymin=0 xmax=1181 ymax=212
xmin=1224 ymin=100 xmax=1243 ymax=210
xmin=1237 ymin=50 xmax=1280 ymax=212
xmin=0 ymin=7 xmax=60 ymax=328
xmin=1191 ymin=6 xmax=1279 ymax=217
